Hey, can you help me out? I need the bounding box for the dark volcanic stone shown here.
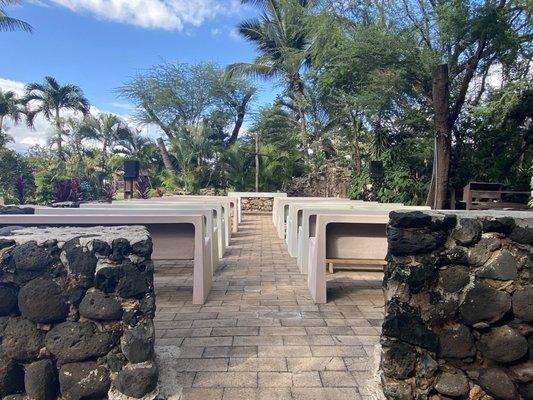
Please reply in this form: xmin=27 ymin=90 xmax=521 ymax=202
xmin=110 ymin=238 xmax=131 ymax=262
xmin=0 ymin=239 xmax=15 ymax=251
xmin=452 ymin=218 xmax=482 ymax=245
xmin=459 ymin=282 xmax=511 ymax=325
xmin=62 ymin=238 xmax=97 ymax=278
xmin=478 ymin=325 xmax=528 ymax=363
xmin=416 ymin=353 xmax=438 ymax=378
xmin=389 ymin=211 xmax=432 ymax=229
xmin=509 ymin=360 xmax=533 ymax=383
xmin=94 ymin=265 xmax=120 ymax=293
xmin=467 ymin=236 xmax=501 ymax=266
xmin=510 ymin=225 xmax=533 ymax=245
xmin=0 ymin=284 xmax=18 ymax=316
xmin=91 ymin=239 xmax=111 ymax=256
xmin=121 ymin=321 xmax=155 ymax=363
xmin=139 ymin=294 xmax=156 ymax=318
xmin=0 ymin=206 xmax=34 ymax=215
xmin=114 ymin=365 xmax=158 ymax=398
xmin=434 ymin=370 xmax=470 ymax=397
xmin=438 ymin=247 xmax=468 ymax=265
xmin=24 ymin=359 xmax=58 ymax=400
xmin=79 ymin=291 xmax=123 ymax=320
xmin=11 ymin=241 xmax=55 ymax=272
xmin=2 ymin=395 xmax=27 ymax=400
xmin=131 ymin=239 xmax=153 ymax=258
xmin=45 ymin=321 xmax=115 ymax=364
xmin=18 ymin=278 xmax=69 ymax=323
xmin=439 ymin=265 xmax=470 ymax=292
xmin=381 ymin=341 xmax=416 ymax=379
xmin=479 ymin=368 xmax=517 ymax=400
xmin=116 ymin=262 xmax=153 ymax=298
xmin=513 ymin=288 xmax=533 ymax=322
xmin=0 ymin=317 xmax=44 ymax=362
xmin=427 ymin=296 xmax=458 ymax=325
xmin=518 ymin=382 xmax=533 ymax=400
xmin=0 ymin=359 xmax=24 ymax=397
xmin=382 ymin=380 xmax=412 ymax=400
xmin=439 ymin=324 xmax=476 ymax=359
xmin=59 ymin=362 xmax=110 ymax=400
xmin=476 ymin=250 xmax=518 ymax=280
xmin=382 ymin=304 xmax=438 ymax=352
xmin=392 ymin=261 xmax=438 ymax=293
xmin=482 ymin=217 xmax=516 ymax=234
xmin=387 ymin=227 xmax=446 ymax=256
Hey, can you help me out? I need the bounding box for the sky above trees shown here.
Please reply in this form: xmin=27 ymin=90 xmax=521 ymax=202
xmin=0 ymin=0 xmax=280 ymax=150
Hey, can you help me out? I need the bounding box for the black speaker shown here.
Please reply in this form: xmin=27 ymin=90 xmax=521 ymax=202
xmin=124 ymin=160 xmax=140 ymax=179
xmin=369 ymin=161 xmax=384 ymax=179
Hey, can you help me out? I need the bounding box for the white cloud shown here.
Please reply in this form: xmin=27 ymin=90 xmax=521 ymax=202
xmin=36 ymin=0 xmax=244 ymax=31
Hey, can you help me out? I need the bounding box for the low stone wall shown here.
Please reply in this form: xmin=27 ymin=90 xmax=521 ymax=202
xmin=0 ymin=226 xmax=158 ymax=399
xmin=242 ymin=197 xmax=273 ymax=212
xmin=0 ymin=206 xmax=34 ymax=215
xmin=381 ymin=210 xmax=532 ymax=400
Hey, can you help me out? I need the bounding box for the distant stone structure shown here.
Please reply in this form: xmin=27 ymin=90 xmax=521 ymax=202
xmin=381 ymin=210 xmax=532 ymax=400
xmin=241 ymin=197 xmax=274 ymax=212
xmin=0 ymin=226 xmax=158 ymax=399
xmin=288 ymin=160 xmax=350 ymax=198
xmin=0 ymin=206 xmax=34 ymax=215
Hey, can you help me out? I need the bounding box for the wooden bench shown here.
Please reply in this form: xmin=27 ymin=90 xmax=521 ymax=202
xmin=0 ymin=213 xmax=212 ymax=304
xmin=462 ymin=182 xmax=530 ymax=210
xmin=326 ymin=258 xmax=386 ymax=274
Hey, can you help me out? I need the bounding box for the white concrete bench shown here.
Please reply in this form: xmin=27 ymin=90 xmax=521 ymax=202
xmin=297 ymin=207 xmax=429 ymax=275
xmin=113 ymin=196 xmax=236 ymax=238
xmin=285 ymin=201 xmax=397 ymax=257
xmin=121 ymin=196 xmax=238 ymax=233
xmin=82 ymin=202 xmax=227 ymax=257
xmin=228 ymin=192 xmax=287 ymax=223
xmin=272 ymin=197 xmax=354 ymax=239
xmin=35 ymin=207 xmax=219 ymax=271
xmin=0 ymin=214 xmax=212 ymax=304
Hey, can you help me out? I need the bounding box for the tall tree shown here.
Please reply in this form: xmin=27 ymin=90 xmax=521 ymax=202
xmin=0 ymin=0 xmax=31 ymax=32
xmin=228 ymin=0 xmax=316 ymax=163
xmin=119 ymin=62 xmax=255 ymax=173
xmin=24 ymin=76 xmax=90 ymax=160
xmin=79 ymin=113 xmax=132 ymax=171
xmin=0 ymin=89 xmax=23 ymax=134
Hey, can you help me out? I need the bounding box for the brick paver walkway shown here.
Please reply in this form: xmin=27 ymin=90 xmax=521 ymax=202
xmin=154 ymin=214 xmax=384 ymax=400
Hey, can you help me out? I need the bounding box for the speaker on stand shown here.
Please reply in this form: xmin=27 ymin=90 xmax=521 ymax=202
xmin=123 ymin=160 xmax=140 ymax=199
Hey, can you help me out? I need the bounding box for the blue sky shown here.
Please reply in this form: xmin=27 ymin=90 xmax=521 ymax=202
xmin=1 ymin=0 xmax=281 ymax=151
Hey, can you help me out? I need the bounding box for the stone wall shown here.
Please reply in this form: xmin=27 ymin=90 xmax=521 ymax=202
xmin=288 ymin=160 xmax=350 ymax=198
xmin=381 ymin=210 xmax=532 ymax=400
xmin=241 ymin=197 xmax=273 ymax=212
xmin=0 ymin=226 xmax=158 ymax=400
xmin=0 ymin=207 xmax=34 ymax=215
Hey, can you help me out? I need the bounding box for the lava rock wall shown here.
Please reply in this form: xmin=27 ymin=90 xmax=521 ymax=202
xmin=381 ymin=211 xmax=532 ymax=400
xmin=241 ymin=197 xmax=274 ymax=212
xmin=0 ymin=225 xmax=158 ymax=400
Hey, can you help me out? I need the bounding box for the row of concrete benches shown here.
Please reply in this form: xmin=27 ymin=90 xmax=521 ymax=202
xmin=0 ymin=196 xmax=241 ymax=305
xmin=271 ymin=196 xmax=430 ymax=303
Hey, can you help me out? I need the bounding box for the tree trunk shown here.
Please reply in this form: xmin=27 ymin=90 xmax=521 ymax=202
xmin=0 ymin=116 xmax=4 ymax=133
xmin=350 ymin=114 xmax=361 ymax=174
xmin=55 ymin=108 xmax=65 ymax=160
xmin=156 ymin=137 xmax=177 ymax=173
xmin=292 ymin=77 xmax=309 ymax=166
xmin=426 ymin=64 xmax=452 ymax=209
xmin=255 ymin=132 xmax=260 ymax=192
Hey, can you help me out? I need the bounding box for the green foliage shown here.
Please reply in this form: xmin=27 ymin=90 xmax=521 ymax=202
xmin=0 ymin=147 xmax=35 ymax=204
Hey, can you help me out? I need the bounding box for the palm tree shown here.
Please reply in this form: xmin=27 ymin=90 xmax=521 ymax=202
xmin=79 ymin=113 xmax=132 ymax=171
xmin=24 ymin=76 xmax=90 ymax=159
xmin=228 ymin=0 xmax=315 ymax=162
xmin=0 ymin=89 xmax=23 ymax=134
xmin=0 ymin=0 xmax=32 ymax=33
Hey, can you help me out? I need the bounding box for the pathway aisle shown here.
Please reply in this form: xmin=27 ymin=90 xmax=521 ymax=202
xmin=154 ymin=214 xmax=384 ymax=400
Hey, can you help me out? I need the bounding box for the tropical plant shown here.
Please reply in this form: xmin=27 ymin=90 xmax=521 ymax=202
xmin=0 ymin=89 xmax=23 ymax=134
xmin=0 ymin=0 xmax=32 ymax=33
xmin=24 ymin=76 xmax=90 ymax=160
xmin=79 ymin=113 xmax=132 ymax=171
xmin=229 ymin=0 xmax=317 ymax=162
